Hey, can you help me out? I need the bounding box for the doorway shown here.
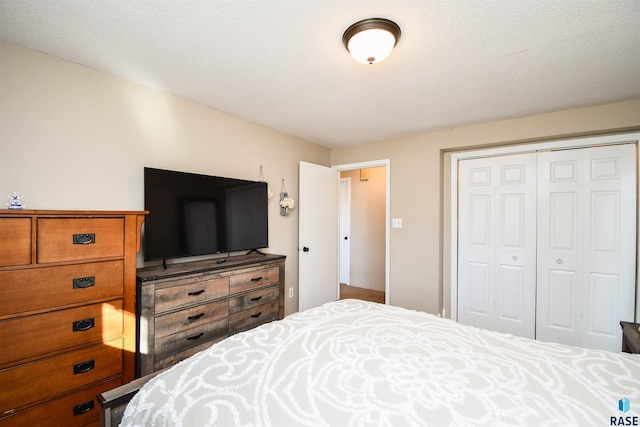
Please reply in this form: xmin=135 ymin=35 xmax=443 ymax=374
xmin=334 ymin=160 xmax=390 ymax=304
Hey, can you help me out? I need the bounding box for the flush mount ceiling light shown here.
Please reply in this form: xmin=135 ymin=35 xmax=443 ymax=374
xmin=342 ymin=18 xmax=401 ymax=65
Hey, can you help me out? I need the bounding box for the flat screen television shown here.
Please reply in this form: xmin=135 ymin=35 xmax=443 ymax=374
xmin=143 ymin=167 xmax=269 ymax=262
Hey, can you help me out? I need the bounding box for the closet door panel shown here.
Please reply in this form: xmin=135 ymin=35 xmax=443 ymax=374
xmin=590 ymin=192 xmax=619 ymax=253
xmin=500 ymin=194 xmax=525 ymax=247
xmin=468 ymin=262 xmax=491 ymax=318
xmin=583 ymin=145 xmax=636 ymax=350
xmin=497 ymin=264 xmax=525 ymax=322
xmin=458 ymin=167 xmax=494 ymax=330
xmin=548 ymin=192 xmax=578 ymax=251
xmin=538 ymin=151 xmax=585 ymax=347
xmin=537 ymin=144 xmax=636 ymax=351
xmin=495 ymin=157 xmax=537 ymax=339
xmin=586 ymin=273 xmax=618 ymax=336
xmin=545 ymin=269 xmax=579 ymax=339
xmin=469 ymin=195 xmax=491 ymax=246
xmin=458 ymin=153 xmax=536 ymax=338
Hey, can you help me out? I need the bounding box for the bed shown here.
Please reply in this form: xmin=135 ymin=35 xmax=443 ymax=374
xmin=110 ymin=299 xmax=640 ymax=426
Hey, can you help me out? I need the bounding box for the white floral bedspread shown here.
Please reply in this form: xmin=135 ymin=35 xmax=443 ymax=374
xmin=121 ymin=299 xmax=640 ymax=426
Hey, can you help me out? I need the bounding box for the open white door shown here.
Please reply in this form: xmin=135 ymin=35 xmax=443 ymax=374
xmin=298 ymin=161 xmax=339 ymax=311
xmin=339 ymin=178 xmax=351 ymax=285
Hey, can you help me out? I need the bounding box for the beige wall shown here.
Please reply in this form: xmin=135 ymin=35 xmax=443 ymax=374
xmin=331 ymin=99 xmax=640 ymax=315
xmin=340 ymin=167 xmax=386 ymax=292
xmin=0 ymin=41 xmax=330 ymax=316
xmin=3 ymin=41 xmax=640 ymax=317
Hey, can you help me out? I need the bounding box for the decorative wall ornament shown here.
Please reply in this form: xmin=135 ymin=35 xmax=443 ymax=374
xmin=279 ymin=179 xmax=295 ymax=216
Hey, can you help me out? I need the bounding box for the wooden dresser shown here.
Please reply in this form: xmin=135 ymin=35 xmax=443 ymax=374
xmin=0 ymin=210 xmax=146 ymax=426
xmin=136 ymin=253 xmax=285 ymax=376
xmin=620 ymin=321 xmax=640 ymax=354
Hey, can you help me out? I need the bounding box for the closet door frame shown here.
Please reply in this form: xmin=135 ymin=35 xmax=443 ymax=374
xmin=449 ymin=132 xmax=640 ymax=323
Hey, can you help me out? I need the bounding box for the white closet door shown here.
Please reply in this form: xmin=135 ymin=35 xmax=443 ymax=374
xmin=536 ymin=144 xmax=636 ymax=351
xmin=458 ymin=153 xmax=537 ymax=338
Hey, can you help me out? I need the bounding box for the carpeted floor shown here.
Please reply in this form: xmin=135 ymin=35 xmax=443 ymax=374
xmin=339 ymin=284 xmax=385 ymax=304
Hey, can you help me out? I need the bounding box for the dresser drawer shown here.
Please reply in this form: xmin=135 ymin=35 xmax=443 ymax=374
xmin=0 ymin=261 xmax=124 ymax=317
xmin=155 ymin=317 xmax=228 ymax=361
xmin=37 ymin=218 xmax=124 ymax=263
xmin=0 ymin=300 xmax=123 ymax=366
xmin=154 ymin=341 xmax=221 ymax=372
xmin=155 ymin=300 xmax=228 ymax=339
xmin=0 ymin=218 xmax=32 ymax=267
xmin=0 ymin=338 xmax=123 ymax=414
xmin=229 ymin=300 xmax=279 ymax=335
xmin=229 ymin=266 xmax=279 ymax=295
xmin=228 ymin=285 xmax=279 ymax=314
xmin=154 ymin=276 xmax=228 ymax=314
xmin=0 ymin=377 xmax=121 ymax=427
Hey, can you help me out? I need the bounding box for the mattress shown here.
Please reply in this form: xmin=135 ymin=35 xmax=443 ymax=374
xmin=121 ymin=299 xmax=640 ymax=426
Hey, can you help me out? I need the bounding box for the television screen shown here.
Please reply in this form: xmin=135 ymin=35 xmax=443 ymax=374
xmin=143 ymin=167 xmax=269 ymax=261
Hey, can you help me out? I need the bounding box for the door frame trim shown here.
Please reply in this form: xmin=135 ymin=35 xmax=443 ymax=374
xmin=449 ymin=132 xmax=640 ymax=322
xmin=333 ymin=159 xmax=391 ymax=304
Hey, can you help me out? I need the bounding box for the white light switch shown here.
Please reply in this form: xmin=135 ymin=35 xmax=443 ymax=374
xmin=392 ymin=218 xmax=403 ymax=228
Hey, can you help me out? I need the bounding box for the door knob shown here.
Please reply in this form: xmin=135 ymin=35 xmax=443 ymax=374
xmin=303 ymin=247 xmax=310 ymax=252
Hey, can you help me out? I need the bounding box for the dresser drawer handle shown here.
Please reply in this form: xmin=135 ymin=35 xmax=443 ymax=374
xmin=188 ymin=289 xmax=205 ymax=296
xmin=72 ymin=276 xmax=95 ymax=289
xmin=250 ymin=312 xmax=262 ymax=318
xmin=250 ymin=276 xmax=263 ymax=282
xmin=72 ymin=318 xmax=95 ymax=332
xmin=187 ymin=332 xmax=204 ymax=341
xmin=73 ymin=400 xmax=95 ymax=416
xmin=72 ymin=233 xmax=96 ymax=245
xmin=250 ymin=296 xmax=263 ymax=302
xmin=187 ymin=313 xmax=205 ymax=322
xmin=73 ymin=359 xmax=95 ymax=374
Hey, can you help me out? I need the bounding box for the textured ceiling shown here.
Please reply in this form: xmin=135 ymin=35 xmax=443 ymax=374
xmin=1 ymin=0 xmax=639 ymax=148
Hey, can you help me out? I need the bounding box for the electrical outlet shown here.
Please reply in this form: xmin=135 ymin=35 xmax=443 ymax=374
xmin=289 ymin=287 xmax=294 ymax=298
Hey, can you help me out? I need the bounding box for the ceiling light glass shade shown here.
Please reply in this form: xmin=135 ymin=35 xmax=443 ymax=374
xmin=343 ymin=18 xmax=401 ymax=65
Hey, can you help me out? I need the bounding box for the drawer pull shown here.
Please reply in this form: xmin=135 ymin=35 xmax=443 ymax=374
xmin=250 ymin=296 xmax=263 ymax=302
xmin=250 ymin=312 xmax=262 ymax=318
xmin=250 ymin=276 xmax=263 ymax=282
xmin=187 ymin=313 xmax=205 ymax=322
xmin=72 ymin=276 xmax=95 ymax=289
xmin=73 ymin=359 xmax=95 ymax=374
xmin=72 ymin=233 xmax=96 ymax=245
xmin=187 ymin=332 xmax=204 ymax=341
xmin=72 ymin=318 xmax=95 ymax=332
xmin=188 ymin=289 xmax=205 ymax=296
xmin=73 ymin=400 xmax=95 ymax=416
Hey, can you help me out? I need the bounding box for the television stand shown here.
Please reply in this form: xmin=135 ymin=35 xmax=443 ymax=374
xmin=246 ymin=248 xmax=266 ymax=255
xmin=135 ymin=253 xmax=286 ymax=377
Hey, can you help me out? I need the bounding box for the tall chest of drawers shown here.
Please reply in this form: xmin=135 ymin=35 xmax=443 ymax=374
xmin=0 ymin=210 xmax=146 ymax=426
xmin=136 ymin=254 xmax=286 ymax=377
